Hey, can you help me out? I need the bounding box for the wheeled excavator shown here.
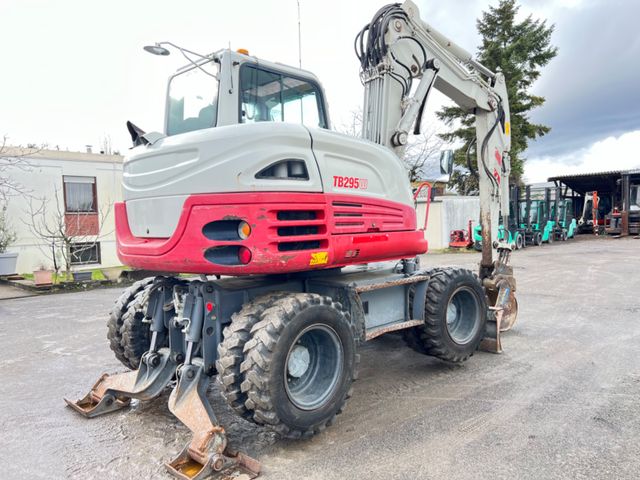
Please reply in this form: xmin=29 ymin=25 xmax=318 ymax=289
xmin=66 ymin=2 xmax=517 ymax=478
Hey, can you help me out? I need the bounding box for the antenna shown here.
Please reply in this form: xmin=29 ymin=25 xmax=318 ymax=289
xmin=297 ymin=0 xmax=302 ymax=68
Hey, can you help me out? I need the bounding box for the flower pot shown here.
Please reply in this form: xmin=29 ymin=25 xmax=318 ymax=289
xmin=0 ymin=252 xmax=18 ymax=276
xmin=72 ymin=271 xmax=93 ymax=282
xmin=34 ymin=269 xmax=54 ymax=286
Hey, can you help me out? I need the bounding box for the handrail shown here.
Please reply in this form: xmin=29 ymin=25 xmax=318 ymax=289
xmin=413 ymin=182 xmax=433 ymax=231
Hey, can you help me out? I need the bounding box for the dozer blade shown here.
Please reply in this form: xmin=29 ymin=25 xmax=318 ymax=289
xmin=165 ymin=359 xmax=260 ymax=480
xmin=64 ymin=348 xmax=177 ymax=417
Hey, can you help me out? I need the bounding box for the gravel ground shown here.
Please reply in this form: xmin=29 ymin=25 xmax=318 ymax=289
xmin=0 ymin=235 xmax=638 ymax=479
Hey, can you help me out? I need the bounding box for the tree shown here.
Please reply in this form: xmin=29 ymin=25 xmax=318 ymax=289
xmin=437 ymin=0 xmax=557 ymax=194
xmin=24 ymin=185 xmax=111 ymax=278
xmin=0 ymin=136 xmax=40 ymax=203
xmin=403 ymin=130 xmax=444 ymax=183
xmin=338 ymin=109 xmax=443 ymax=182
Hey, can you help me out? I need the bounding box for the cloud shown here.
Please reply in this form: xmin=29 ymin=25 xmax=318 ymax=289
xmin=524 ymin=129 xmax=640 ymax=183
xmin=525 ymin=0 xmax=640 ymax=158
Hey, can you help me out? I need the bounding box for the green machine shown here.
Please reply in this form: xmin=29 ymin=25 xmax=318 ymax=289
xmin=551 ymin=186 xmax=577 ymax=240
xmin=541 ymin=188 xmax=556 ymax=243
xmin=473 ymin=185 xmax=526 ymax=250
xmin=520 ymin=185 xmax=550 ymax=245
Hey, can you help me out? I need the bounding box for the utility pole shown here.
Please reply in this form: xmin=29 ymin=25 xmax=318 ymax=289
xmin=297 ymin=0 xmax=302 ymax=68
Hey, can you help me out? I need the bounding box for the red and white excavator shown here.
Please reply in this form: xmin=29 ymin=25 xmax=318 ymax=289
xmin=66 ymin=2 xmax=517 ymax=478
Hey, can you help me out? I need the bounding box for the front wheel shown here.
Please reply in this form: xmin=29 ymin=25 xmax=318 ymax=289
xmin=515 ymin=233 xmax=524 ymax=250
xmin=534 ymin=232 xmax=543 ymax=246
xmin=406 ymin=268 xmax=487 ymax=363
xmin=240 ymin=293 xmax=358 ymax=438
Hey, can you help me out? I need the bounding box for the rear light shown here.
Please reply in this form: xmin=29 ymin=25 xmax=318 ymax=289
xmin=238 ymin=246 xmax=252 ymax=264
xmin=238 ymin=221 xmax=251 ymax=239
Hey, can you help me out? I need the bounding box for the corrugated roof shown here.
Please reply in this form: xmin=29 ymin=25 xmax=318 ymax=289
xmin=547 ymin=169 xmax=640 ymax=195
xmin=548 ymin=170 xmax=623 ymax=181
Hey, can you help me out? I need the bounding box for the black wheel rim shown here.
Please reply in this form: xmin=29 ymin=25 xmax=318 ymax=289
xmin=445 ymin=287 xmax=481 ymax=344
xmin=284 ymin=324 xmax=343 ymax=410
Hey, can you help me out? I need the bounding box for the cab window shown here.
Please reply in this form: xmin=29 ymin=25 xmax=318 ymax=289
xmin=239 ymin=64 xmax=327 ymax=128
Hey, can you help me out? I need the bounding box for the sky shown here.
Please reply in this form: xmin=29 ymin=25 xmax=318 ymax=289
xmin=1 ymin=0 xmax=638 ymax=183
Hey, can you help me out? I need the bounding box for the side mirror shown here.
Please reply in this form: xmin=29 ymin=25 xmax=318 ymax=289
xmin=439 ymin=149 xmax=454 ymax=176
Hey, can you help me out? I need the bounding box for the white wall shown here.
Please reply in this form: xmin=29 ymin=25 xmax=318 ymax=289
xmin=2 ymin=148 xmax=123 ymax=273
xmin=417 ymin=196 xmax=480 ymax=250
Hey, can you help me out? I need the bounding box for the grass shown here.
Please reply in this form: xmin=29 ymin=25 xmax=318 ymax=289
xmin=21 ymin=268 xmax=110 ymax=284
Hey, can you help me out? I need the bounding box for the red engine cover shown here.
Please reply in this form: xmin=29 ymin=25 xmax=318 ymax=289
xmin=116 ymin=192 xmax=427 ymax=275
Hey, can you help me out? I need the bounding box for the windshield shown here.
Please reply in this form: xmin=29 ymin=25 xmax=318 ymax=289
xmin=239 ymin=64 xmax=327 ymax=128
xmin=167 ymin=60 xmax=219 ymax=136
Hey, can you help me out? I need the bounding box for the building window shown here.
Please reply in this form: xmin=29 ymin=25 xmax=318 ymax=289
xmin=63 ymin=176 xmax=97 ymax=213
xmin=69 ymin=242 xmax=101 ymax=265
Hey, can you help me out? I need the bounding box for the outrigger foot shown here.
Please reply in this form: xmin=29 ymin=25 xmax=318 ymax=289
xmin=64 ymin=347 xmax=177 ymax=417
xmin=165 ymin=360 xmax=260 ymax=480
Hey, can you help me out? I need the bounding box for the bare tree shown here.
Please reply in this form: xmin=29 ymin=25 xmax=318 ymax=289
xmin=337 ymin=109 xmax=364 ymax=138
xmin=24 ymin=185 xmax=112 ymax=278
xmin=337 ymin=109 xmax=444 ymax=182
xmin=0 ymin=135 xmax=41 ymax=203
xmin=402 ymin=129 xmax=444 ymax=183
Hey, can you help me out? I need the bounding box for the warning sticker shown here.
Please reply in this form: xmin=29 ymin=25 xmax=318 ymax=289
xmin=309 ymin=252 xmax=329 ymax=266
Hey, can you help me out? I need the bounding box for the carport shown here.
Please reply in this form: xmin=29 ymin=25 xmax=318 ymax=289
xmin=549 ymin=170 xmax=640 ymax=235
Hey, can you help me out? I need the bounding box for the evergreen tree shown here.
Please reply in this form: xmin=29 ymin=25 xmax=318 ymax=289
xmin=437 ymin=0 xmax=557 ymax=194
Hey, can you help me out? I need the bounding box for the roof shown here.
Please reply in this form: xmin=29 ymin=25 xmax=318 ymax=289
xmin=547 ymin=169 xmax=640 ymax=195
xmin=1 ymin=146 xmax=123 ymax=164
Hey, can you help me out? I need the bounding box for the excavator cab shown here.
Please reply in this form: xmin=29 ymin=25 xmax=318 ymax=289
xmin=162 ymin=49 xmax=329 ymax=136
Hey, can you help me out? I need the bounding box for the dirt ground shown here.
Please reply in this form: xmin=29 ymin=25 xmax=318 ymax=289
xmin=1 ymin=235 xmax=639 ymax=479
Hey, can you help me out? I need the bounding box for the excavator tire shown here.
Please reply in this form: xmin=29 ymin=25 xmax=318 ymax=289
xmin=403 ymin=268 xmax=444 ymax=355
xmin=240 ymin=293 xmax=359 ymax=438
xmin=107 ymin=278 xmax=154 ymax=369
xmin=216 ymin=291 xmax=294 ymax=422
xmin=404 ymin=268 xmax=487 ymax=363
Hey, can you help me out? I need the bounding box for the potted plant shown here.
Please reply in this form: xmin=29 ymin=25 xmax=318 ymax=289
xmin=0 ymin=210 xmax=18 ymax=276
xmin=33 ymin=263 xmax=54 ymax=286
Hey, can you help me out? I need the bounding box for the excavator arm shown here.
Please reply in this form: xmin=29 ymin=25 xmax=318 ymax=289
xmin=356 ymin=0 xmax=517 ymax=340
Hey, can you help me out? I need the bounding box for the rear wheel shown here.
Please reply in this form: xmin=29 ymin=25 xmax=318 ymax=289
xmin=107 ymin=278 xmax=154 ymax=369
xmin=240 ymin=293 xmax=359 ymax=438
xmin=404 ymin=268 xmax=487 ymax=363
xmin=216 ymin=291 xmax=292 ymax=421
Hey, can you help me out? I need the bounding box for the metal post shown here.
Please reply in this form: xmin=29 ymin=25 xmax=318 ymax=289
xmin=622 ymin=174 xmax=630 ymax=236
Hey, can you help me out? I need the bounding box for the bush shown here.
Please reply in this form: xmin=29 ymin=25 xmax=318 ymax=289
xmin=0 ymin=210 xmax=17 ymax=254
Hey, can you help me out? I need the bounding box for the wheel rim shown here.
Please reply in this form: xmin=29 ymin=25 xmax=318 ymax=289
xmin=445 ymin=287 xmax=481 ymax=344
xmin=284 ymin=324 xmax=343 ymax=410
xmin=516 ymin=234 xmax=523 ymax=249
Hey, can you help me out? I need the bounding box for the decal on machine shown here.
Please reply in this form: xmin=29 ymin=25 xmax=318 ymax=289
xmin=309 ymin=252 xmax=329 ymax=266
xmin=333 ymin=175 xmax=368 ymax=190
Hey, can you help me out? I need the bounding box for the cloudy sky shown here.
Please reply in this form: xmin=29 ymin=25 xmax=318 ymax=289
xmin=1 ymin=0 xmax=638 ymax=182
